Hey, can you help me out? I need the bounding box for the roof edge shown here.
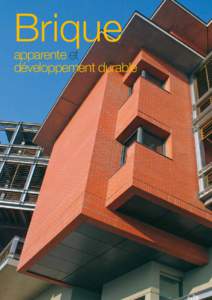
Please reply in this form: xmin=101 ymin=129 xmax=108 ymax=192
xmin=151 ymin=0 xmax=208 ymax=26
xmin=34 ymin=10 xmax=205 ymax=152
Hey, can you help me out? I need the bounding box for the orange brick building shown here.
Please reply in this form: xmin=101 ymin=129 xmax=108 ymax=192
xmin=17 ymin=1 xmax=212 ymax=299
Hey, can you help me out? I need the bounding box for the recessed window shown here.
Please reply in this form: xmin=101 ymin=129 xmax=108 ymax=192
xmin=160 ymin=274 xmax=182 ymax=300
xmin=128 ymin=86 xmax=133 ymax=97
xmin=121 ymin=130 xmax=138 ymax=165
xmin=198 ymin=97 xmax=212 ymax=114
xmin=196 ymin=58 xmax=212 ymax=98
xmin=141 ymin=70 xmax=166 ymax=89
xmin=121 ymin=126 xmax=167 ymax=165
xmin=142 ymin=128 xmax=165 ymax=154
xmin=124 ymin=59 xmax=169 ymax=97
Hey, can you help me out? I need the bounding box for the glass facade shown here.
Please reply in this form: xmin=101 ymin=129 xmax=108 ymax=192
xmin=196 ymin=58 xmax=212 ymax=98
xmin=194 ymin=56 xmax=212 ymax=209
xmin=0 ymin=121 xmax=48 ymax=207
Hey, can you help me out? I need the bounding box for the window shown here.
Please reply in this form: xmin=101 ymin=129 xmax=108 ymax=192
xmin=196 ymin=67 xmax=208 ymax=98
xmin=124 ymin=60 xmax=169 ymax=99
xmin=200 ymin=119 xmax=212 ymax=142
xmin=204 ymin=169 xmax=212 ymax=189
xmin=199 ymin=97 xmax=212 ymax=114
xmin=200 ymin=120 xmax=212 ymax=167
xmin=160 ymin=274 xmax=182 ymax=300
xmin=128 ymin=86 xmax=133 ymax=97
xmin=196 ymin=58 xmax=212 ymax=98
xmin=14 ymin=129 xmax=36 ymax=146
xmin=121 ymin=130 xmax=138 ymax=165
xmin=29 ymin=165 xmax=46 ymax=191
xmin=121 ymin=127 xmax=167 ymax=165
xmin=142 ymin=129 xmax=165 ymax=154
xmin=141 ymin=70 xmax=166 ymax=89
xmin=0 ymin=163 xmax=31 ymax=189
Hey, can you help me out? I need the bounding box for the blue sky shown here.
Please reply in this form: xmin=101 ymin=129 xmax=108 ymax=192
xmin=0 ymin=0 xmax=211 ymax=124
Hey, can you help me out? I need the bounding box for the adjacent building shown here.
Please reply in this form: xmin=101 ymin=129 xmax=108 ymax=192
xmin=193 ymin=58 xmax=212 ymax=208
xmin=1 ymin=1 xmax=212 ymax=299
xmin=0 ymin=121 xmax=49 ymax=299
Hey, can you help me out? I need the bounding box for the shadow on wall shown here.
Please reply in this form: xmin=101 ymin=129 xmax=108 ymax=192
xmin=183 ymin=248 xmax=212 ymax=295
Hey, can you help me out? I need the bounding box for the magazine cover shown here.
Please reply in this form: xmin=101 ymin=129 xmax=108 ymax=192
xmin=0 ymin=0 xmax=212 ymax=299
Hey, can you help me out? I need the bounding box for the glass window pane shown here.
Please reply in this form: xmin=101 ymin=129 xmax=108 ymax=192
xmin=128 ymin=86 xmax=133 ymax=97
xmin=196 ymin=67 xmax=208 ymax=98
xmin=29 ymin=165 xmax=46 ymax=191
xmin=121 ymin=127 xmax=167 ymax=166
xmin=142 ymin=129 xmax=164 ymax=155
xmin=125 ymin=131 xmax=138 ymax=147
xmin=121 ymin=131 xmax=138 ymax=165
xmin=206 ymin=59 xmax=212 ymax=88
xmin=141 ymin=70 xmax=166 ymax=89
xmin=0 ymin=163 xmax=30 ymax=189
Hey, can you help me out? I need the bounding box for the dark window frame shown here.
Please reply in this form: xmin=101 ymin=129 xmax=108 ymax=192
xmin=121 ymin=126 xmax=167 ymax=165
xmin=141 ymin=69 xmax=167 ymax=90
xmin=196 ymin=59 xmax=212 ymax=99
xmin=128 ymin=86 xmax=133 ymax=97
xmin=125 ymin=63 xmax=169 ymax=100
xmin=160 ymin=273 xmax=183 ymax=300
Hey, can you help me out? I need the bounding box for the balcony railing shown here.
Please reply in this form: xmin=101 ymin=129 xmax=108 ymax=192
xmin=0 ymin=236 xmax=24 ymax=270
xmin=204 ymin=169 xmax=212 ymax=188
xmin=200 ymin=119 xmax=212 ymax=142
xmin=197 ymin=95 xmax=212 ymax=116
xmin=10 ymin=146 xmax=37 ymax=157
xmin=199 ymin=163 xmax=212 ymax=207
xmin=0 ymin=187 xmax=39 ymax=205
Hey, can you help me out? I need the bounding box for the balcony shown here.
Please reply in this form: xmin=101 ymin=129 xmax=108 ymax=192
xmin=194 ymin=93 xmax=212 ymax=127
xmin=0 ymin=236 xmax=49 ymax=299
xmin=106 ymin=142 xmax=212 ymax=247
xmin=0 ymin=188 xmax=39 ymax=207
xmin=198 ymin=119 xmax=212 ymax=208
xmin=199 ymin=163 xmax=212 ymax=208
xmin=0 ymin=145 xmax=49 ymax=165
xmin=195 ymin=58 xmax=212 ymax=100
xmin=0 ymin=236 xmax=24 ymax=271
xmin=0 ymin=160 xmax=47 ymax=208
xmin=115 ymin=76 xmax=171 ymax=142
xmin=107 ymin=142 xmax=190 ymax=210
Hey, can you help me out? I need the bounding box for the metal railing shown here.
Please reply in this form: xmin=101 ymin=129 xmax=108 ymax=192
xmin=0 ymin=236 xmax=24 ymax=270
xmin=0 ymin=187 xmax=39 ymax=204
xmin=199 ymin=163 xmax=212 ymax=189
xmin=204 ymin=169 xmax=212 ymax=189
xmin=199 ymin=163 xmax=212 ymax=206
xmin=198 ymin=96 xmax=212 ymax=115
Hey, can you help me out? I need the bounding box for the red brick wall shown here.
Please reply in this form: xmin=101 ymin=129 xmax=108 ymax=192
xmin=208 ymin=22 xmax=212 ymax=53
xmin=19 ymin=50 xmax=211 ymax=272
xmin=106 ymin=50 xmax=205 ymax=211
xmin=19 ymin=72 xmax=109 ymax=269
